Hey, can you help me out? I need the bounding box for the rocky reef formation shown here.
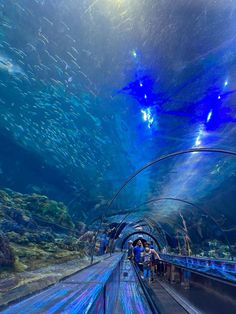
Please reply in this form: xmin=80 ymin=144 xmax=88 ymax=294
xmin=0 ymin=189 xmax=87 ymax=276
xmin=0 ymin=232 xmax=15 ymax=267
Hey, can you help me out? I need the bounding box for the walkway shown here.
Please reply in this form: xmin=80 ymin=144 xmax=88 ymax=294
xmin=0 ymin=253 xmax=123 ymax=314
xmin=115 ymin=259 xmax=153 ymax=314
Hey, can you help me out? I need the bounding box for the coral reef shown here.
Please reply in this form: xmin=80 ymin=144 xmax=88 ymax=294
xmin=0 ymin=232 xmax=15 ymax=267
xmin=26 ymin=194 xmax=74 ymax=229
xmin=0 ymin=188 xmax=87 ymax=276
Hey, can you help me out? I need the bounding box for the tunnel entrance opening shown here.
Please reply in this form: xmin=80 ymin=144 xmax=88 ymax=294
xmin=121 ymin=231 xmax=161 ymax=250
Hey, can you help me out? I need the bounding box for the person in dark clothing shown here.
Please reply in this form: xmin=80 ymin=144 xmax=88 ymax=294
xmin=106 ymin=226 xmax=116 ymax=252
xmin=99 ymin=232 xmax=108 ymax=255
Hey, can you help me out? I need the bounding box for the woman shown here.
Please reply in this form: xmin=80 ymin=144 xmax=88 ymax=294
xmin=127 ymin=240 xmax=134 ymax=260
xmin=142 ymin=244 xmax=160 ymax=283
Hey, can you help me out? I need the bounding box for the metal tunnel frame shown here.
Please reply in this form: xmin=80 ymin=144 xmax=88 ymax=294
xmin=106 ymin=197 xmax=233 ymax=258
xmin=132 ymin=197 xmax=233 ymax=258
xmin=120 ymin=231 xmax=161 ymax=250
xmin=105 ymin=148 xmax=236 ymax=260
xmin=106 ymin=148 xmax=236 ymax=209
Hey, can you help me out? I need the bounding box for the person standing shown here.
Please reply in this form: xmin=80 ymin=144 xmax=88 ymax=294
xmin=134 ymin=240 xmax=144 ymax=271
xmin=143 ymin=244 xmax=160 ymax=283
xmin=99 ymin=231 xmax=107 ymax=255
xmin=127 ymin=240 xmax=134 ymax=260
xmin=150 ymin=241 xmax=157 ymax=280
xmin=106 ymin=226 xmax=116 ymax=252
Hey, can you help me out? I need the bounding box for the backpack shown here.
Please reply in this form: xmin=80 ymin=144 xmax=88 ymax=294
xmin=143 ymin=251 xmax=152 ymax=267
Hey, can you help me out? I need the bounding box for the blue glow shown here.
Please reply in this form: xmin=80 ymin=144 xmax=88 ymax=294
xmin=119 ymin=75 xmax=156 ymax=108
xmin=206 ymin=110 xmax=213 ymax=123
xmin=120 ymin=50 xmax=236 ymax=133
xmin=141 ymin=107 xmax=154 ymax=128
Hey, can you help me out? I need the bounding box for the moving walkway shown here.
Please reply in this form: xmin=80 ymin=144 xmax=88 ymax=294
xmin=1 ymin=253 xmax=235 ymax=314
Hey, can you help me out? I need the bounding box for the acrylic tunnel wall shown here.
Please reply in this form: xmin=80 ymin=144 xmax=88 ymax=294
xmin=1 ymin=0 xmax=236 ymax=310
xmin=106 ymin=150 xmax=236 ymax=260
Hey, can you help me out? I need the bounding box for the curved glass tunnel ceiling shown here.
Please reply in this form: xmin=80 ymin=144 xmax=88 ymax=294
xmin=0 ymin=0 xmax=236 ymax=260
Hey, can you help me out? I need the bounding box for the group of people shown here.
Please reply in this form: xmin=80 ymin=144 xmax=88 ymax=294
xmin=97 ymin=226 xmax=116 ymax=255
xmin=127 ymin=239 xmax=161 ymax=283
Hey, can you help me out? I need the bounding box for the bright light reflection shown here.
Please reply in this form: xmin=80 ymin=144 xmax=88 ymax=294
xmin=194 ymin=125 xmax=204 ymax=147
xmin=141 ymin=109 xmax=148 ymax=121
xmin=131 ymin=49 xmax=137 ymax=58
xmin=195 ymin=135 xmax=201 ymax=146
xmin=224 ymin=80 xmax=228 ymax=87
xmin=141 ymin=107 xmax=154 ymax=128
xmin=207 ymin=110 xmax=213 ymax=123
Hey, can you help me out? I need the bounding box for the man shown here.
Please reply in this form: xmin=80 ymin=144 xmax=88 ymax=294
xmin=127 ymin=240 xmax=134 ymax=260
xmin=134 ymin=240 xmax=144 ymax=271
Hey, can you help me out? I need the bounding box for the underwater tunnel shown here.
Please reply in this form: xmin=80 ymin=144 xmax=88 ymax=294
xmin=0 ymin=0 xmax=236 ymax=313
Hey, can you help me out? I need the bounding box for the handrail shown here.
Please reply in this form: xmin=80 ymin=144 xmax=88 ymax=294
xmin=160 ymin=254 xmax=236 ymax=286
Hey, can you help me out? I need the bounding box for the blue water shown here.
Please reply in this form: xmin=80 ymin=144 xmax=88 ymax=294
xmin=0 ymin=0 xmax=236 ymax=260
